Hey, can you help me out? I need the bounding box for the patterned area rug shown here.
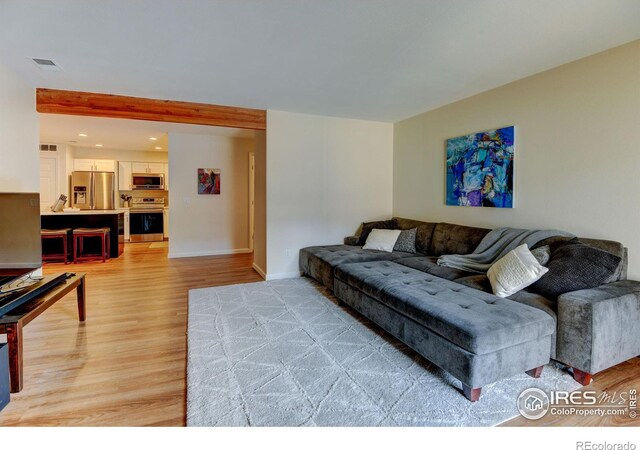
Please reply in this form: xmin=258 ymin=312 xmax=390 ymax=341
xmin=187 ymin=278 xmax=580 ymax=426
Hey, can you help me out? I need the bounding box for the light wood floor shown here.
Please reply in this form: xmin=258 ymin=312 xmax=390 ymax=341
xmin=0 ymin=243 xmax=262 ymax=426
xmin=0 ymin=243 xmax=638 ymax=426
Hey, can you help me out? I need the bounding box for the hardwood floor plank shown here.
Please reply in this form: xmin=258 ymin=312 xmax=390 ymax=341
xmin=0 ymin=243 xmax=261 ymax=426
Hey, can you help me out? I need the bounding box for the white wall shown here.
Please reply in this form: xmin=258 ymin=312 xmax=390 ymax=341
xmin=168 ymin=132 xmax=254 ymax=258
xmin=266 ymin=110 xmax=394 ymax=279
xmin=0 ymin=61 xmax=39 ymax=192
xmin=393 ymin=40 xmax=640 ymax=278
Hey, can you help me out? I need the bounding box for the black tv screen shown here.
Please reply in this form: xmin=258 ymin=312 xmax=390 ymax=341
xmin=0 ymin=192 xmax=42 ymax=282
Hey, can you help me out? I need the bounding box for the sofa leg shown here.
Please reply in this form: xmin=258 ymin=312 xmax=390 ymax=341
xmin=572 ymin=368 xmax=592 ymax=386
xmin=525 ymin=365 xmax=544 ymax=378
xmin=462 ymin=384 xmax=481 ymax=402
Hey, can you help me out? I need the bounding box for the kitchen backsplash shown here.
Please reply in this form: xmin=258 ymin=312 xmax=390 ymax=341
xmin=119 ymin=190 xmax=168 ymax=208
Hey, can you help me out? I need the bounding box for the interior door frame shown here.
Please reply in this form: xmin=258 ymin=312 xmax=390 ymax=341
xmin=248 ymin=152 xmax=255 ymax=251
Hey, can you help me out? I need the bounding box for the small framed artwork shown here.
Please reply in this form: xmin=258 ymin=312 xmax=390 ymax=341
xmin=198 ymin=168 xmax=221 ymax=195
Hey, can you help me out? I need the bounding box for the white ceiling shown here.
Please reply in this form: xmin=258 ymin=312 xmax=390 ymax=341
xmin=39 ymin=114 xmax=255 ymax=151
xmin=2 ymin=0 xmax=640 ymax=122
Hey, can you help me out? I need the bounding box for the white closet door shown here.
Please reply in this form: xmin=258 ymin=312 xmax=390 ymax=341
xmin=40 ymin=156 xmax=58 ymax=207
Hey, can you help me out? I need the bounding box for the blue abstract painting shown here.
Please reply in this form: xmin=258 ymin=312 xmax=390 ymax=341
xmin=446 ymin=126 xmax=515 ymax=208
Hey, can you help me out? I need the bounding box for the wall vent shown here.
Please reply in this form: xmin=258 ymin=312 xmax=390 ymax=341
xmin=40 ymin=144 xmax=58 ymax=152
xmin=31 ymin=58 xmax=62 ymax=72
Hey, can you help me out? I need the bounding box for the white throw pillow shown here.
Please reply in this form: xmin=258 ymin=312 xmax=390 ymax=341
xmin=487 ymin=244 xmax=549 ymax=298
xmin=362 ymin=229 xmax=402 ymax=252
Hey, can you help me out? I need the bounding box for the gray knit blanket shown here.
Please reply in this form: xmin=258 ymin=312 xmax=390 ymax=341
xmin=437 ymin=227 xmax=573 ymax=273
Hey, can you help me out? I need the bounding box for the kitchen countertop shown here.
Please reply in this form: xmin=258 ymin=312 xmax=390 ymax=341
xmin=41 ymin=209 xmax=128 ymax=216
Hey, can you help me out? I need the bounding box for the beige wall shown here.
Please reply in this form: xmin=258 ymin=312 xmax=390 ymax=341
xmin=71 ymin=146 xmax=168 ymax=163
xmin=393 ymin=40 xmax=640 ymax=278
xmin=168 ymin=133 xmax=254 ymax=258
xmin=253 ymin=130 xmax=267 ymax=277
xmin=0 ymin=62 xmax=39 ymax=192
xmin=266 ymin=110 xmax=394 ymax=278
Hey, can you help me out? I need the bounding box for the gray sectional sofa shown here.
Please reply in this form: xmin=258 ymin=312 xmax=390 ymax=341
xmin=300 ymin=218 xmax=640 ymax=401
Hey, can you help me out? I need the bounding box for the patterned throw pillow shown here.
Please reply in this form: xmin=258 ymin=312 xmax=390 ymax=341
xmin=531 ymin=239 xmax=622 ymax=299
xmin=393 ymin=228 xmax=417 ymax=253
xmin=531 ymin=245 xmax=551 ymax=266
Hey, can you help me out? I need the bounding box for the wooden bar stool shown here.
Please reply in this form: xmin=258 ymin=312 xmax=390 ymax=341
xmin=41 ymin=228 xmax=71 ymax=264
xmin=73 ymin=228 xmax=110 ymax=263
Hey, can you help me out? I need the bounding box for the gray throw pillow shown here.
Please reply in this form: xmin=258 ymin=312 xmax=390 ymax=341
xmin=393 ymin=228 xmax=417 ymax=253
xmin=530 ymin=245 xmax=551 ymax=266
xmin=531 ymin=239 xmax=621 ymax=299
xmin=358 ymin=219 xmax=397 ymax=245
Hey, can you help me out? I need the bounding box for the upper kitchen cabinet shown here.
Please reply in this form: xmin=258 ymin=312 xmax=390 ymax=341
xmin=73 ymin=158 xmax=117 ymax=172
xmin=132 ymin=162 xmax=165 ymax=174
xmin=118 ymin=161 xmax=133 ymax=191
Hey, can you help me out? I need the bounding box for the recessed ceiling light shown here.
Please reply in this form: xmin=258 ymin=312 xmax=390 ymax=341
xmin=155 ymin=146 xmax=162 ymax=150
xmin=78 ymin=133 xmax=87 ymax=137
xmin=95 ymin=144 xmax=103 ymax=147
xmin=149 ymin=137 xmax=158 ymax=141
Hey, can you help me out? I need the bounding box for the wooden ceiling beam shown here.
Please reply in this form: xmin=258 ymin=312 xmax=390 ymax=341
xmin=36 ymin=88 xmax=266 ymax=130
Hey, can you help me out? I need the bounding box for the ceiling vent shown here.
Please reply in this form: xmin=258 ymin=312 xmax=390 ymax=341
xmin=31 ymin=58 xmax=62 ymax=72
xmin=40 ymin=144 xmax=58 ymax=152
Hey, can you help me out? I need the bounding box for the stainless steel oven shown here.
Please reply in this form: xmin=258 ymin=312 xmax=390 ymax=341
xmin=129 ymin=197 xmax=165 ymax=242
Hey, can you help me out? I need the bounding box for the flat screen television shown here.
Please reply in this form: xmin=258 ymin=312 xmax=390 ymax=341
xmin=0 ymin=192 xmax=42 ymax=285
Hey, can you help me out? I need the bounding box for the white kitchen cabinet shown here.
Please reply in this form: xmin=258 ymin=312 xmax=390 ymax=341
xmin=94 ymin=159 xmax=116 ymax=171
xmin=131 ymin=162 xmax=149 ymax=173
xmin=124 ymin=210 xmax=130 ymax=242
xmin=148 ymin=162 xmax=165 ymax=174
xmin=118 ymin=161 xmax=133 ymax=191
xmin=163 ymin=163 xmax=169 ymax=190
xmin=131 ymin=161 xmax=165 ymax=174
xmin=73 ymin=158 xmax=116 ymax=172
xmin=73 ymin=159 xmax=95 ymax=171
xmin=163 ymin=208 xmax=169 ymax=239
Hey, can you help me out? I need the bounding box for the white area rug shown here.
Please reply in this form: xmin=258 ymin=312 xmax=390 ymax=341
xmin=187 ymin=278 xmax=580 ymax=426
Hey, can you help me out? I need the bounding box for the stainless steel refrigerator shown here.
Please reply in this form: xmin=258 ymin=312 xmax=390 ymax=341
xmin=71 ymin=171 xmax=115 ymax=210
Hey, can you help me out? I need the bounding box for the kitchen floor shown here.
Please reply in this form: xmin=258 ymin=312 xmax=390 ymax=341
xmin=0 ymin=243 xmax=262 ymax=426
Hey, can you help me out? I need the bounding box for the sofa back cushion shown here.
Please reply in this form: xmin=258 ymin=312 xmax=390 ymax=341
xmin=577 ymin=237 xmax=627 ymax=281
xmin=532 ymin=236 xmax=627 ymax=281
xmin=357 ymin=219 xmax=397 ymax=245
xmin=430 ymin=222 xmax=491 ymax=256
xmin=393 ymin=217 xmax=437 ymax=254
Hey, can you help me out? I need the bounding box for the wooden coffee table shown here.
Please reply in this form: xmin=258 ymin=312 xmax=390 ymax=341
xmin=0 ymin=273 xmax=86 ymax=393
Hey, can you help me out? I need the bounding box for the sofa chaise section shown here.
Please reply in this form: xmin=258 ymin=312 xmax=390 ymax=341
xmin=334 ymin=261 xmax=554 ymax=401
xmin=299 ymin=245 xmax=413 ymax=290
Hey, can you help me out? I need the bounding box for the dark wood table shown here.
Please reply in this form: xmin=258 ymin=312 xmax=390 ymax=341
xmin=0 ymin=273 xmax=86 ymax=393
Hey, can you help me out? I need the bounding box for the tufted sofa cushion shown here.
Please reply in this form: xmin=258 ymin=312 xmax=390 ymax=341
xmin=430 ymin=222 xmax=491 ymax=256
xmin=334 ymin=261 xmax=554 ymax=355
xmin=299 ymin=245 xmax=412 ymax=290
xmin=394 ymin=255 xmax=473 ymax=280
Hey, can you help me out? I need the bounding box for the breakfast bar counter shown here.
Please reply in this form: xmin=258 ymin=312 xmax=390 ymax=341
xmin=41 ymin=210 xmax=125 ymax=258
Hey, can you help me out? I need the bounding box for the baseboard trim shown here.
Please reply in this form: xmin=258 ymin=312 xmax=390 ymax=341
xmin=168 ymin=248 xmax=252 ymax=259
xmin=252 ymin=262 xmax=266 ymax=280
xmin=265 ymin=271 xmax=302 ymax=281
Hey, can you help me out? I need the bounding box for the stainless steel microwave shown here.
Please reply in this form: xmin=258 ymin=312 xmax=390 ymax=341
xmin=131 ymin=173 xmax=165 ymax=190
